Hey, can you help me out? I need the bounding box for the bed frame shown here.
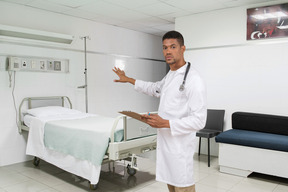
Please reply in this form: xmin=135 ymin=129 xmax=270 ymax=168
xmin=18 ymin=96 xmax=157 ymax=188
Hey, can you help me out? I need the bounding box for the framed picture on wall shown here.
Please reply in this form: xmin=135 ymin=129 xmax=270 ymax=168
xmin=247 ymin=3 xmax=288 ymax=40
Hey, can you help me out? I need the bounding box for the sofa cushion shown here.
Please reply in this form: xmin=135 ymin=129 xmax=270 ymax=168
xmin=215 ymin=129 xmax=288 ymax=152
xmin=232 ymin=112 xmax=288 ymax=136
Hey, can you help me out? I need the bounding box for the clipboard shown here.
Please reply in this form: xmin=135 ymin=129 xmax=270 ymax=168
xmin=119 ymin=111 xmax=148 ymax=123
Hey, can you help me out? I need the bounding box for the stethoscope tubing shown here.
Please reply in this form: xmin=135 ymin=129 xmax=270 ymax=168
xmin=179 ymin=62 xmax=191 ymax=92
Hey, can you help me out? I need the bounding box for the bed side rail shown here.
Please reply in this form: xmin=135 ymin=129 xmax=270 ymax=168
xmin=110 ymin=115 xmax=124 ymax=143
xmin=108 ymin=112 xmax=157 ymax=161
xmin=110 ymin=111 xmax=157 ymax=143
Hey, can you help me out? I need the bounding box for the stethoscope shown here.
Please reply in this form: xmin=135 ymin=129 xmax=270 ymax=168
xmin=179 ymin=62 xmax=191 ymax=92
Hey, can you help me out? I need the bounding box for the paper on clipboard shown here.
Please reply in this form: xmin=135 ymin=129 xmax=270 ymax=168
xmin=119 ymin=111 xmax=148 ymax=123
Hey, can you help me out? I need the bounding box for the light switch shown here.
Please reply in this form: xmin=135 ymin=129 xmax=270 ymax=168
xmin=40 ymin=61 xmax=45 ymax=70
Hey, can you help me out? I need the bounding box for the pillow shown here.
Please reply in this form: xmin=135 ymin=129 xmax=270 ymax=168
xmin=26 ymin=106 xmax=82 ymax=117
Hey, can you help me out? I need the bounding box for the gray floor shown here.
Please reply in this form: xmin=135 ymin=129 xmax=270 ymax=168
xmin=0 ymin=155 xmax=288 ymax=192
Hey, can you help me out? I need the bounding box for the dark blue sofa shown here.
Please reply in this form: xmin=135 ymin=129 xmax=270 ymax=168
xmin=216 ymin=112 xmax=288 ymax=152
xmin=215 ymin=112 xmax=288 ymax=178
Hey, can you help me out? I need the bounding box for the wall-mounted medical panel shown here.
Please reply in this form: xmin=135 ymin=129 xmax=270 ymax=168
xmin=8 ymin=56 xmax=69 ymax=73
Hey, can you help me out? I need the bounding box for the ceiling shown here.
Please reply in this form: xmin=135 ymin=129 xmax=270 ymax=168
xmin=1 ymin=0 xmax=280 ymax=36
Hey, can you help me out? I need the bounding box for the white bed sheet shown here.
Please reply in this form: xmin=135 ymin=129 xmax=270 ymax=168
xmin=25 ymin=113 xmax=123 ymax=185
xmin=24 ymin=114 xmax=36 ymax=127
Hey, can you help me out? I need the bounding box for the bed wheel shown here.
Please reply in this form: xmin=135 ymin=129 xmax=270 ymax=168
xmin=89 ymin=184 xmax=98 ymax=190
xmin=33 ymin=157 xmax=40 ymax=167
xmin=127 ymin=164 xmax=137 ymax=176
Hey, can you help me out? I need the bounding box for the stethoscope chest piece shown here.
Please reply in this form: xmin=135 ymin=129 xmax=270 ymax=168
xmin=179 ymin=84 xmax=185 ymax=92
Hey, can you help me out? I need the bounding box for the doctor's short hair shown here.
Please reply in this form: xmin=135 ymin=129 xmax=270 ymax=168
xmin=162 ymin=31 xmax=184 ymax=46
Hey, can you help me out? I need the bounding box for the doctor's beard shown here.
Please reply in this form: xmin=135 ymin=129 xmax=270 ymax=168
xmin=166 ymin=59 xmax=176 ymax=65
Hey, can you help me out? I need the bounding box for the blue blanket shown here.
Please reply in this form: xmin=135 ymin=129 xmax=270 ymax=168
xmin=44 ymin=116 xmax=122 ymax=165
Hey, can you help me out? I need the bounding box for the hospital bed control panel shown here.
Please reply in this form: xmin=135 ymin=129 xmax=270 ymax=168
xmin=8 ymin=56 xmax=69 ymax=73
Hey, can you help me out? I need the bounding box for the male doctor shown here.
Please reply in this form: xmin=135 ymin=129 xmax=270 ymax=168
xmin=113 ymin=31 xmax=207 ymax=192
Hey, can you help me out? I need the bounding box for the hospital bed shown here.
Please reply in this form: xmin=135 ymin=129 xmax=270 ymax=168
xmin=18 ymin=96 xmax=157 ymax=189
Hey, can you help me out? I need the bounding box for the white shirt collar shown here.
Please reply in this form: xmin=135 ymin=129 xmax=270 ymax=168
xmin=176 ymin=62 xmax=188 ymax=74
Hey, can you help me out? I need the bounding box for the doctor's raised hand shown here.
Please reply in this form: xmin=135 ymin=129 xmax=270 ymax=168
xmin=112 ymin=67 xmax=135 ymax=85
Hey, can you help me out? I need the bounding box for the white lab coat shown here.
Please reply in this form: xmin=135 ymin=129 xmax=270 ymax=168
xmin=134 ymin=63 xmax=207 ymax=187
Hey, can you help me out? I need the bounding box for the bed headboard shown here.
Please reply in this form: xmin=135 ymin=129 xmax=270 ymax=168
xmin=18 ymin=96 xmax=72 ymax=133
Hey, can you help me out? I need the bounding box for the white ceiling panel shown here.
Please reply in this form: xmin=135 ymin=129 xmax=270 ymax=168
xmin=157 ymin=10 xmax=192 ymax=22
xmin=1 ymin=0 xmax=282 ymax=36
xmin=46 ymin=0 xmax=94 ymax=8
xmin=135 ymin=2 xmax=183 ymax=16
xmin=103 ymin=0 xmax=159 ymax=9
xmin=108 ymin=10 xmax=151 ymax=23
xmin=91 ymin=15 xmax=124 ymax=26
xmin=164 ymin=0 xmax=225 ymax=12
xmin=220 ymin=0 xmax=278 ymax=7
xmin=78 ymin=1 xmax=129 ymax=16
xmin=62 ymin=8 xmax=100 ymax=20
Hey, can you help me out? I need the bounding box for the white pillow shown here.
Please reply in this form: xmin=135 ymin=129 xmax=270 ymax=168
xmin=26 ymin=106 xmax=82 ymax=117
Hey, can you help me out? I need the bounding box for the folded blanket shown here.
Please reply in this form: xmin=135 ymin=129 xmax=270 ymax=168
xmin=44 ymin=116 xmax=122 ymax=165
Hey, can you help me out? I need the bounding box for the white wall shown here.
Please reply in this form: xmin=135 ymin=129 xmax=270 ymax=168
xmin=176 ymin=0 xmax=288 ymax=156
xmin=0 ymin=2 xmax=166 ymax=166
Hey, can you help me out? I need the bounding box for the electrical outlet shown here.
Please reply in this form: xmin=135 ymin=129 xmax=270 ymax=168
xmin=54 ymin=61 xmax=61 ymax=71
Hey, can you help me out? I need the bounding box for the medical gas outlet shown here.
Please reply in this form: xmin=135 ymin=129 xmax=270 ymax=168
xmin=8 ymin=56 xmax=69 ymax=73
